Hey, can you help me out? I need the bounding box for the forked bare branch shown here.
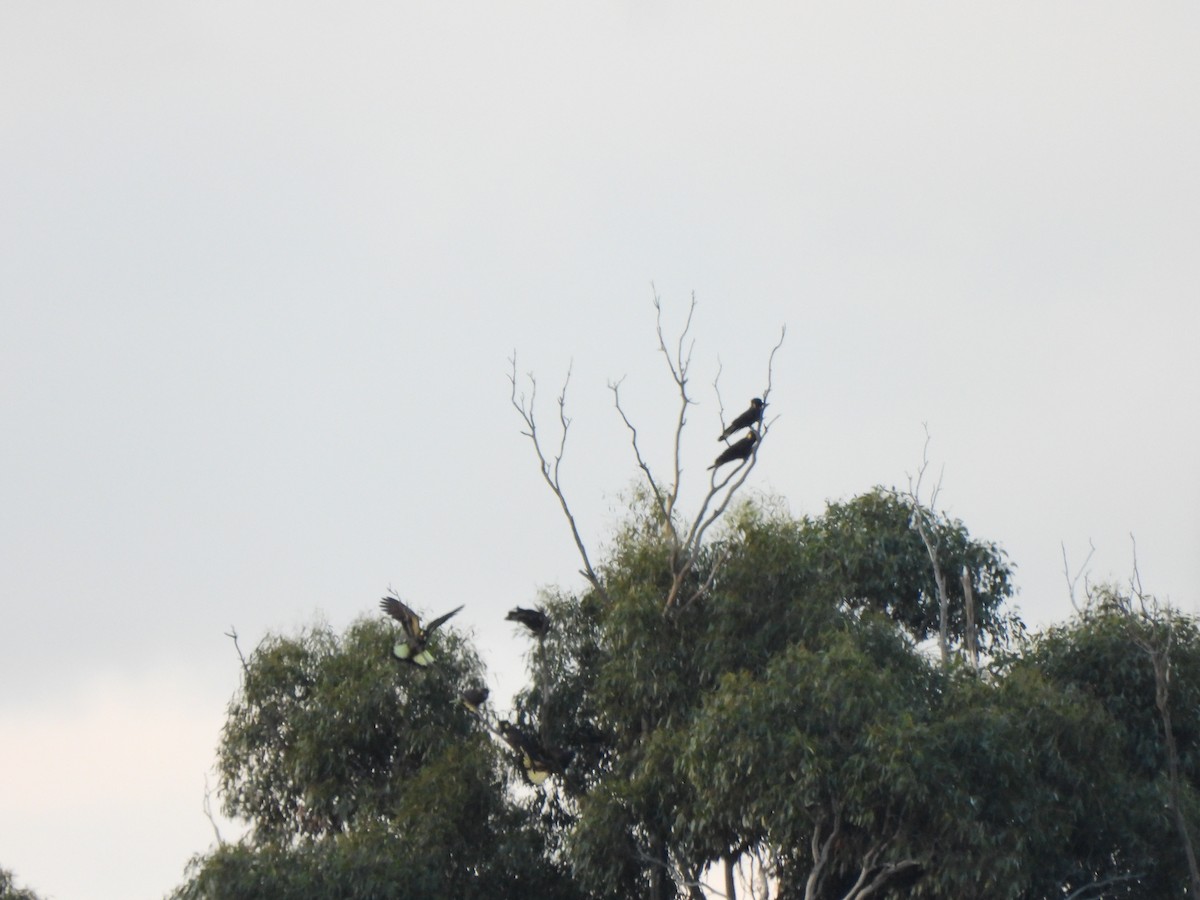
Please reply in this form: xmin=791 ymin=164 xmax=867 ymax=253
xmin=1061 ymin=539 xmax=1096 ymax=613
xmin=509 ymin=355 xmax=605 ymax=597
xmin=663 ymin=324 xmax=786 ymax=613
xmin=513 ymin=299 xmax=784 ymax=618
xmin=225 ymin=626 xmax=251 ymax=683
xmin=653 ymin=289 xmax=697 ymax=522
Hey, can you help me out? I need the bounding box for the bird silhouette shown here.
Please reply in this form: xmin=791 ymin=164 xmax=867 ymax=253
xmin=506 ymin=606 xmax=550 ymax=637
xmin=718 ymin=398 xmax=765 ymax=441
xmin=709 ymin=431 xmax=758 ymax=470
xmin=378 ymin=594 xmax=463 ymax=666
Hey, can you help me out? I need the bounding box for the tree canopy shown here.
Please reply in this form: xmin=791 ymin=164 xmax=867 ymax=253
xmin=173 ymin=486 xmax=1200 ymax=900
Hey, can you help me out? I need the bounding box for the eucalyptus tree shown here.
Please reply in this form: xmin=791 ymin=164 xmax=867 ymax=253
xmin=171 ymin=617 xmax=583 ymax=900
xmin=514 ymin=495 xmax=1025 ymax=899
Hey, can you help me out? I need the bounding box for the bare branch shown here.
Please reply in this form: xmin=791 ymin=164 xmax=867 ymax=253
xmin=509 ymin=355 xmax=605 ymax=598
xmin=1061 ymin=539 xmax=1096 ymax=613
xmin=850 ymin=859 xmax=923 ymax=900
xmin=225 ymin=626 xmax=250 ymax=683
xmin=1063 ymin=872 xmax=1144 ymax=900
xmin=631 ymin=847 xmax=725 ymax=899
xmin=202 ymin=772 xmax=224 ymax=845
xmin=760 ymin=325 xmax=786 ymax=406
xmin=663 ymin=322 xmax=785 ymax=614
xmin=610 ymin=376 xmax=672 ymax=534
xmin=905 ymin=427 xmax=951 ymax=666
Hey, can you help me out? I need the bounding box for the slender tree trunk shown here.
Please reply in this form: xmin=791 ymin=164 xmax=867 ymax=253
xmin=961 ymin=566 xmax=979 ymax=673
xmin=647 ymin=834 xmax=672 ymax=900
xmin=724 ymin=853 xmax=738 ymax=900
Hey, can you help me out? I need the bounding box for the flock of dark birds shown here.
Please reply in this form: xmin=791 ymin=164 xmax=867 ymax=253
xmin=377 ymin=397 xmax=767 ymax=785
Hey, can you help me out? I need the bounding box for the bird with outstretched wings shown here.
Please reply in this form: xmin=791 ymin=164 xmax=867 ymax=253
xmin=379 ymin=593 xmax=463 ymax=666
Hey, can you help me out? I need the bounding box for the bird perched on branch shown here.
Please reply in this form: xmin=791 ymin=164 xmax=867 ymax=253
xmin=709 ymin=431 xmax=758 ymax=470
xmin=718 ymin=397 xmax=765 ymax=441
xmin=506 ymin=606 xmax=550 ymax=637
xmin=498 ymin=721 xmax=571 ymax=785
xmin=460 ymin=687 xmax=489 ymax=714
xmin=378 ymin=593 xmax=463 ymax=666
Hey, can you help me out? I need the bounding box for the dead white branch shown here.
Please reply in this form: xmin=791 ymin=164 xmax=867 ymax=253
xmin=905 ymin=427 xmax=951 ymax=666
xmin=508 ymin=355 xmax=605 ymax=598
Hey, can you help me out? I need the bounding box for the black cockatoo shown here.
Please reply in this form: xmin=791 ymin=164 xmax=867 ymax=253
xmin=506 ymin=606 xmax=550 ymax=637
xmin=379 ymin=594 xmax=463 ymax=666
xmin=709 ymin=431 xmax=758 ymax=470
xmin=460 ymin=687 xmax=490 ymax=713
xmin=718 ymin=397 xmax=765 ymax=440
xmin=498 ymin=721 xmax=571 ymax=785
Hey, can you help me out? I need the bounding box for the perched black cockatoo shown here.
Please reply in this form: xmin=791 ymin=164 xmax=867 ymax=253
xmin=378 ymin=593 xmax=463 ymax=666
xmin=460 ymin=686 xmax=490 ymax=714
xmin=718 ymin=397 xmax=765 ymax=441
xmin=498 ymin=721 xmax=569 ymax=785
xmin=506 ymin=606 xmax=550 ymax=637
xmin=709 ymin=431 xmax=758 ymax=470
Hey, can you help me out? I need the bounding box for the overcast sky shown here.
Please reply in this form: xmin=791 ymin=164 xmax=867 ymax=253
xmin=2 ymin=3 xmax=1198 ymax=898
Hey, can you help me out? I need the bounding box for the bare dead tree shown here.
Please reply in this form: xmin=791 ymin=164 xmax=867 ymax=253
xmin=905 ymin=428 xmax=952 ymax=667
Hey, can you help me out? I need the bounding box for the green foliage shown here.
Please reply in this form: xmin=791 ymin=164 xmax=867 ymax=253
xmin=805 ymin=489 xmax=1019 ymax=651
xmin=176 ymin=488 xmax=1200 ymax=900
xmin=516 ymin=491 xmax=1198 ymax=898
xmin=1015 ymin=590 xmax=1200 ymax=896
xmin=173 ymin=617 xmax=584 ymax=900
xmin=0 ymin=868 xmax=43 ymax=900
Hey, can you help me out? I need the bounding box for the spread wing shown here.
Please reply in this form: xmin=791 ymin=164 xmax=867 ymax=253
xmin=424 ymin=604 xmax=464 ymax=635
xmin=380 ymin=595 xmax=421 ymax=641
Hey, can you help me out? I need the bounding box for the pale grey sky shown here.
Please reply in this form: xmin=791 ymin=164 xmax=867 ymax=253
xmin=2 ymin=3 xmax=1198 ymax=898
